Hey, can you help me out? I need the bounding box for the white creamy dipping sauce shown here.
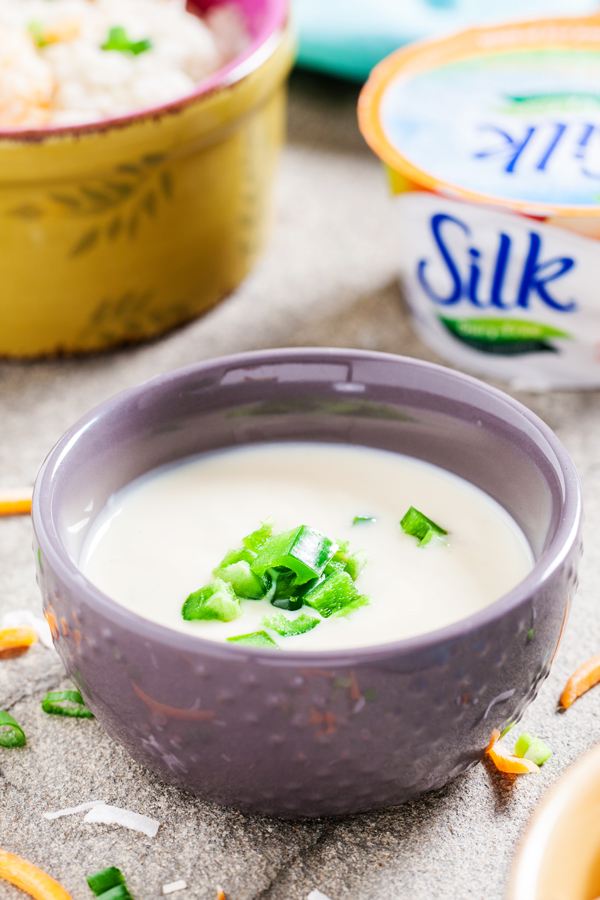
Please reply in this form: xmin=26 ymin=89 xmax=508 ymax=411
xmin=80 ymin=442 xmax=534 ymax=651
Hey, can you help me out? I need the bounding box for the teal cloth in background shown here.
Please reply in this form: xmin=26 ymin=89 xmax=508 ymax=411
xmin=293 ymin=0 xmax=600 ymax=81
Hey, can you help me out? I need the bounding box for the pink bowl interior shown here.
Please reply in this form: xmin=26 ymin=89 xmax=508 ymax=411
xmin=187 ymin=0 xmax=288 ymax=87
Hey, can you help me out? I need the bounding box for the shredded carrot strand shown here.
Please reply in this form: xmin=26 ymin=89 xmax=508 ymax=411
xmin=561 ymin=652 xmax=600 ymax=708
xmin=485 ymin=728 xmax=539 ymax=774
xmin=0 ymin=849 xmax=72 ymax=900
xmin=0 ymin=489 xmax=33 ymax=517
xmin=0 ymin=626 xmax=38 ymax=651
xmin=216 ymin=890 xmax=226 ymax=900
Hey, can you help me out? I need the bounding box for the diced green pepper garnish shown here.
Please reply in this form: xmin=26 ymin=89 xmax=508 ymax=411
xmin=42 ymin=690 xmax=94 ymax=718
xmin=514 ymin=732 xmax=552 ymax=765
xmin=344 ymin=549 xmax=368 ymax=581
xmin=264 ymin=567 xmax=306 ymax=609
xmin=353 ymin=515 xmax=376 ymax=525
xmin=272 ymin=596 xmax=303 ymax=611
xmin=252 ymin=526 xmax=337 ymax=586
xmin=87 ymin=867 xmax=126 ymax=896
xmin=400 ymin=506 xmax=448 ymax=546
xmin=303 ymin=570 xmax=365 ymax=618
xmin=99 ymin=887 xmax=133 ymax=900
xmin=101 ymin=26 xmax=152 ymax=55
xmin=261 ymin=612 xmax=320 ymax=636
xmin=213 ymin=560 xmax=264 ymax=599
xmin=182 ymin=578 xmax=242 ymax=622
xmin=242 ymin=518 xmax=274 ymax=553
xmin=227 ymin=630 xmax=279 ymax=648
xmin=217 ymin=546 xmax=257 ymax=568
xmin=0 ymin=711 xmax=26 ymax=748
xmin=332 ymin=594 xmax=370 ymax=617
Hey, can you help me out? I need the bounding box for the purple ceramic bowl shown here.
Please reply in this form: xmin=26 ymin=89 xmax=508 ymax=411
xmin=32 ymin=349 xmax=582 ymax=818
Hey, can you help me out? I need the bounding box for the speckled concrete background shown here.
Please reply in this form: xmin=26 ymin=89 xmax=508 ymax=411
xmin=1 ymin=70 xmax=600 ymax=900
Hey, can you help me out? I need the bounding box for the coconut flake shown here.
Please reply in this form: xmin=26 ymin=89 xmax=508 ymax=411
xmin=308 ymin=892 xmax=334 ymax=900
xmin=83 ymin=803 xmax=160 ymax=837
xmin=43 ymin=800 xmax=107 ymax=820
xmin=162 ymin=881 xmax=187 ymax=895
xmin=2 ymin=609 xmax=54 ymax=649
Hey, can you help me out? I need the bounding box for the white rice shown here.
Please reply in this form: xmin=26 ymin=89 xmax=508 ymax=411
xmin=0 ymin=0 xmax=249 ymax=128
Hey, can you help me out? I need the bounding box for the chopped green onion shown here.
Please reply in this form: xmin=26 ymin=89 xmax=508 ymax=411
xmin=182 ymin=578 xmax=241 ymax=622
xmin=261 ymin=612 xmax=320 ymax=636
xmin=352 ymin=515 xmax=376 ymax=525
xmin=252 ymin=525 xmax=337 ymax=585
xmin=87 ymin=867 xmax=132 ymax=899
xmin=303 ymin=570 xmax=366 ymax=618
xmin=28 ymin=21 xmax=47 ymax=48
xmin=514 ymin=732 xmax=552 ymax=765
xmin=42 ymin=690 xmax=94 ymax=718
xmin=0 ymin=711 xmax=26 ymax=748
xmin=101 ymin=26 xmax=152 ymax=56
xmin=213 ymin=560 xmax=264 ymax=599
xmin=227 ymin=630 xmax=279 ymax=648
xmin=242 ymin=518 xmax=274 ymax=553
xmin=400 ymin=506 xmax=448 ymax=546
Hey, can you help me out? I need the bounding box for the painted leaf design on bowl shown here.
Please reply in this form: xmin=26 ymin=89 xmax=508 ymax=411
xmin=78 ymin=289 xmax=193 ymax=349
xmin=44 ymin=153 xmax=174 ymax=257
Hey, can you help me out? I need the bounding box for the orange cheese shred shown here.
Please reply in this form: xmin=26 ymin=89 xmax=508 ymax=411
xmin=485 ymin=728 xmax=539 ymax=775
xmin=561 ymin=653 xmax=600 ymax=709
xmin=0 ymin=626 xmax=38 ymax=651
xmin=0 ymin=849 xmax=72 ymax=900
xmin=0 ymin=489 xmax=33 ymax=517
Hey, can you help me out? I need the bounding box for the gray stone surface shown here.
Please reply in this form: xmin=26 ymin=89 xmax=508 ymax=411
xmin=1 ymin=69 xmax=600 ymax=900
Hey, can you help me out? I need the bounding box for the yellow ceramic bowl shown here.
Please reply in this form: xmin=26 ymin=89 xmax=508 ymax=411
xmin=509 ymin=742 xmax=600 ymax=900
xmin=0 ymin=0 xmax=293 ymax=357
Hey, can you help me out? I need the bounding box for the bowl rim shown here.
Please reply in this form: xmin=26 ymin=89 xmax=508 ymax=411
xmin=32 ymin=347 xmax=583 ymax=664
xmin=0 ymin=0 xmax=289 ymax=143
xmin=508 ymin=740 xmax=600 ymax=900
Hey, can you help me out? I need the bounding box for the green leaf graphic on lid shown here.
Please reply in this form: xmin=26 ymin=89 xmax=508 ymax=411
xmin=439 ymin=317 xmax=571 ymax=356
xmin=504 ymin=92 xmax=600 ymax=114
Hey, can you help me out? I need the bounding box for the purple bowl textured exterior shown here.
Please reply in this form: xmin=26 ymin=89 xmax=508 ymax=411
xmin=32 ymin=349 xmax=583 ymax=818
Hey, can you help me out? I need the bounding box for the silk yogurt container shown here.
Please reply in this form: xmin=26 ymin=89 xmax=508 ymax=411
xmin=359 ymin=15 xmax=600 ymax=390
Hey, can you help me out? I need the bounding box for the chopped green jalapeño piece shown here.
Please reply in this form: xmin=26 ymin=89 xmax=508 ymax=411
xmin=217 ymin=545 xmax=257 ymax=568
xmin=353 ymin=515 xmax=377 ymax=525
xmin=0 ymin=711 xmax=26 ymax=748
xmin=261 ymin=612 xmax=320 ymax=636
xmin=42 ymin=690 xmax=94 ymax=718
xmin=332 ymin=594 xmax=370 ymax=617
xmin=345 ymin=549 xmax=368 ymax=581
xmin=400 ymin=506 xmax=448 ymax=546
xmin=242 ymin=518 xmax=274 ymax=553
xmin=213 ymin=560 xmax=264 ymax=599
xmin=252 ymin=526 xmax=337 ymax=586
xmin=303 ymin=570 xmax=366 ymax=618
xmin=182 ymin=578 xmax=242 ymax=622
xmin=87 ymin=867 xmax=126 ymax=897
xmin=227 ymin=630 xmax=278 ymax=648
xmin=514 ymin=732 xmax=552 ymax=765
xmin=102 ymin=26 xmax=152 ymax=55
